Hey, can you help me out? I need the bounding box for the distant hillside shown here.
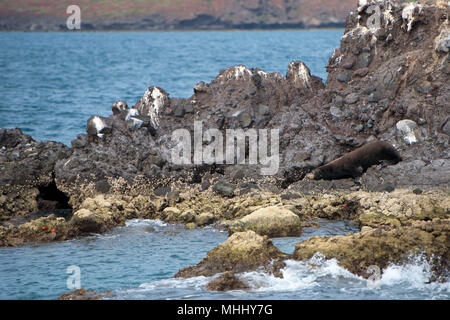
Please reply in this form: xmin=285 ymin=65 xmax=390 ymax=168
xmin=0 ymin=0 xmax=358 ymax=31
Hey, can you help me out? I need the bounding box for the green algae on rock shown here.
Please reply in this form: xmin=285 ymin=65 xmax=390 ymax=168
xmin=228 ymin=205 xmax=303 ymax=237
xmin=292 ymin=218 xmax=450 ymax=282
xmin=174 ymin=230 xmax=287 ymax=278
xmin=58 ymin=288 xmax=113 ymax=300
xmin=0 ymin=214 xmax=75 ymax=246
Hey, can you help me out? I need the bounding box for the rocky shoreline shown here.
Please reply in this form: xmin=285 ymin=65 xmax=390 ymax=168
xmin=0 ymin=0 xmax=449 ymax=298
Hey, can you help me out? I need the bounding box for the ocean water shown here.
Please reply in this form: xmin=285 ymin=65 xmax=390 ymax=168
xmin=1 ymin=31 xmax=449 ymax=300
xmin=0 ymin=219 xmax=448 ymax=300
xmin=0 ymin=30 xmax=341 ymax=145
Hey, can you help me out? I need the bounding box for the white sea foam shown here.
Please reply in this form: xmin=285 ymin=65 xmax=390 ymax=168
xmin=113 ymin=276 xmax=214 ymax=300
xmin=379 ymin=255 xmax=450 ymax=294
xmin=240 ymin=255 xmax=360 ymax=293
xmin=109 ymin=252 xmax=450 ymax=299
xmin=125 ymin=219 xmax=167 ymax=228
xmin=237 ymin=254 xmax=449 ymax=299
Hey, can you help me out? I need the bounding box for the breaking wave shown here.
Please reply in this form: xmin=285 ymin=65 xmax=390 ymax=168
xmin=116 ymin=254 xmax=449 ymax=300
xmin=237 ymin=254 xmax=450 ymax=300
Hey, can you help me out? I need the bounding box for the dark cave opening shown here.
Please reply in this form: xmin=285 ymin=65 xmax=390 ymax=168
xmin=37 ymin=181 xmax=72 ymax=212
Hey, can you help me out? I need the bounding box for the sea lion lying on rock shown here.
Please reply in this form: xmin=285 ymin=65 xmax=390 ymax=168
xmin=306 ymin=140 xmax=402 ymax=180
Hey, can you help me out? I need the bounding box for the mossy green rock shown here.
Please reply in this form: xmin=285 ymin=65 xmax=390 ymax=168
xmin=205 ymin=272 xmax=250 ymax=291
xmin=175 ymin=231 xmax=285 ymax=277
xmin=195 ymin=212 xmax=216 ymax=226
xmin=0 ymin=215 xmax=73 ymax=246
xmin=229 ymin=206 xmax=302 ymax=237
xmin=70 ymin=209 xmax=102 ymax=233
xmin=162 ymin=207 xmax=181 ymax=222
xmin=293 ymin=218 xmax=449 ymax=281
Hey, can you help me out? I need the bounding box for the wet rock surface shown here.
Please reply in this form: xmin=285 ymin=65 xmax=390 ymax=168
xmin=174 ymin=231 xmax=286 ymax=278
xmin=3 ymin=0 xmax=449 ymax=211
xmin=293 ymin=218 xmax=449 ymax=282
xmin=57 ymin=288 xmax=113 ymax=300
xmin=0 ymin=128 xmax=71 ymax=218
xmin=228 ymin=206 xmax=303 ymax=237
xmin=205 ymin=272 xmax=250 ymax=291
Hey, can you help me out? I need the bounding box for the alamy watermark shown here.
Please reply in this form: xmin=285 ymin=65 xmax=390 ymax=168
xmin=366 ymin=4 xmax=382 ymax=30
xmin=66 ymin=5 xmax=81 ymax=30
xmin=66 ymin=265 xmax=81 ymax=290
xmin=171 ymin=121 xmax=280 ymax=175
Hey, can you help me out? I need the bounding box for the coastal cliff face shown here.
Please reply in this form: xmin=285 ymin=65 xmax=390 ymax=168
xmin=43 ymin=0 xmax=448 ymax=201
xmin=1 ymin=0 xmax=449 ymax=285
xmin=0 ymin=0 xmax=355 ymax=31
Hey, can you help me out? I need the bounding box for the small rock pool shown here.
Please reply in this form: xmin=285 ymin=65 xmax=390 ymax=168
xmin=0 ymin=219 xmax=448 ymax=300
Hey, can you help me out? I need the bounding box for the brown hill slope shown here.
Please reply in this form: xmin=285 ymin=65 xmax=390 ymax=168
xmin=0 ymin=0 xmax=357 ymax=31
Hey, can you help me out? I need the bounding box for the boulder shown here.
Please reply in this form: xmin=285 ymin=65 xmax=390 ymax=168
xmin=206 ymin=272 xmax=250 ymax=291
xmin=344 ymin=93 xmax=359 ymax=104
xmin=58 ymin=288 xmax=112 ymax=300
xmin=229 ymin=206 xmax=302 ymax=237
xmin=162 ymin=207 xmax=181 ymax=222
xmin=337 ymin=72 xmax=351 ymax=83
xmin=195 ymin=212 xmax=215 ymax=226
xmin=293 ymin=218 xmax=450 ymax=281
xmin=213 ymin=180 xmax=236 ymax=198
xmin=134 ymin=86 xmax=170 ymax=128
xmin=174 ymin=231 xmax=284 ymax=277
xmin=70 ymin=209 xmax=102 ymax=233
xmin=238 ymin=111 xmax=252 ymax=128
xmin=286 ymin=60 xmax=325 ymax=91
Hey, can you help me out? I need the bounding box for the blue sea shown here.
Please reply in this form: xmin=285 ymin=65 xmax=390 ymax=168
xmin=0 ymin=30 xmax=340 ymax=145
xmin=0 ymin=31 xmax=449 ymax=300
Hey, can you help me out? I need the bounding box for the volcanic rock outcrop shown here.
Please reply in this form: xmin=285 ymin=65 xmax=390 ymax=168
xmin=0 ymin=0 xmax=448 ymax=220
xmin=46 ymin=0 xmax=449 ymax=204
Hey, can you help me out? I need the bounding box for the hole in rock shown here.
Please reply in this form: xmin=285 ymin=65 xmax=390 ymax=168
xmin=36 ymin=182 xmax=72 ymax=219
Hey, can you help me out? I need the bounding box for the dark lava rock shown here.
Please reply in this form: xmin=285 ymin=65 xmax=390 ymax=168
xmin=58 ymin=288 xmax=112 ymax=300
xmin=1 ymin=0 xmax=449 ymax=227
xmin=95 ymin=179 xmax=110 ymax=194
xmin=238 ymin=111 xmax=252 ymax=128
xmin=368 ymin=92 xmax=381 ymax=103
xmin=442 ymin=118 xmax=450 ymax=135
xmin=337 ymin=72 xmax=351 ymax=83
xmin=213 ymin=180 xmax=236 ymax=198
xmin=206 ymin=272 xmax=250 ymax=291
xmin=280 ymin=192 xmax=301 ymax=200
xmin=354 ymin=68 xmax=369 ymax=77
xmin=154 ymin=186 xmax=171 ymax=196
xmin=345 ymin=93 xmax=359 ymax=105
xmin=342 ymin=56 xmax=355 ymax=69
xmin=357 ymin=52 xmax=373 ymax=68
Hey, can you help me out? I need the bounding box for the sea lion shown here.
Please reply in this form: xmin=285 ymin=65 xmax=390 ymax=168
xmin=306 ymin=140 xmax=402 ymax=180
